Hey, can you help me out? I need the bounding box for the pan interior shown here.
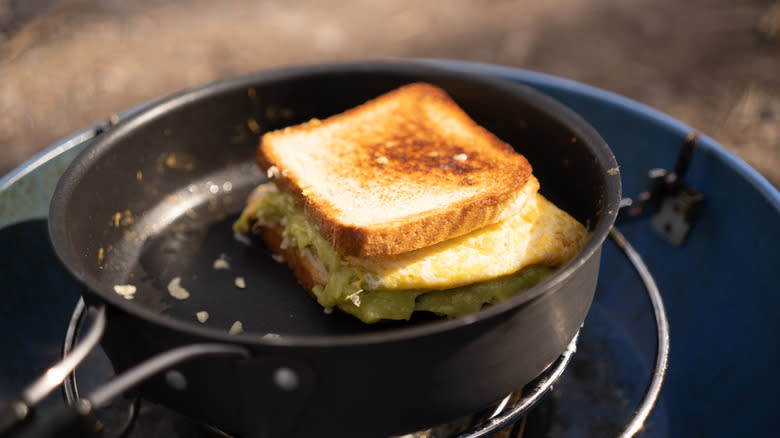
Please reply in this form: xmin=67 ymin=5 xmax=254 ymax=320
xmin=53 ymin=64 xmax=615 ymax=338
xmin=118 ymin=162 xmax=407 ymax=335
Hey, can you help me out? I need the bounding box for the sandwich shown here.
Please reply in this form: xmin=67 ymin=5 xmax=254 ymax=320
xmin=234 ymin=83 xmax=589 ymax=323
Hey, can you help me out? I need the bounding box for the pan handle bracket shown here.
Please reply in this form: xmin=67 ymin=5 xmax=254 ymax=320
xmin=618 ymin=130 xmax=705 ymax=246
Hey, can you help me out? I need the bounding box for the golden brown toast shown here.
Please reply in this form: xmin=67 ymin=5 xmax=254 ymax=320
xmin=256 ymin=83 xmax=536 ymax=258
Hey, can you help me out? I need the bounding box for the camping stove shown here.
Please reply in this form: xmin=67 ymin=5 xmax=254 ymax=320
xmin=10 ymin=60 xmax=775 ymax=438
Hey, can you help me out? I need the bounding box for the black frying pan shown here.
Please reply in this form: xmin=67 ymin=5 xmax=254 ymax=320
xmin=39 ymin=60 xmax=619 ymax=437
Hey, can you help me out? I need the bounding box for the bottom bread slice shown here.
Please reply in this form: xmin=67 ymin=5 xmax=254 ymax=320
xmin=255 ymin=224 xmax=327 ymax=296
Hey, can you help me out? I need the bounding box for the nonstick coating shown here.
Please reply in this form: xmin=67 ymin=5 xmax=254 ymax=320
xmin=49 ymin=60 xmax=620 ymax=437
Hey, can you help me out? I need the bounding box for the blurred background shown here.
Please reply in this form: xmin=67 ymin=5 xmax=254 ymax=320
xmin=1 ymin=0 xmax=778 ymax=187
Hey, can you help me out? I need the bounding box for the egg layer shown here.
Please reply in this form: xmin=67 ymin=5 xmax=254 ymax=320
xmin=352 ymin=192 xmax=589 ymax=291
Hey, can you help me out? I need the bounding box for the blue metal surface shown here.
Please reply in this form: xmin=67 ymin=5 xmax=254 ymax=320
xmin=1 ymin=60 xmax=778 ymax=437
xmin=0 ymin=128 xmax=98 ymax=229
xmin=0 ymin=219 xmax=83 ymax=411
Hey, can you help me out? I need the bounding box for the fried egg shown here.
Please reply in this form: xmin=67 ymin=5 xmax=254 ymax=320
xmin=351 ymin=193 xmax=589 ymax=291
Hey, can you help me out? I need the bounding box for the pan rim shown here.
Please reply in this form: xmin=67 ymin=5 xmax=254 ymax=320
xmin=48 ymin=58 xmax=620 ymax=348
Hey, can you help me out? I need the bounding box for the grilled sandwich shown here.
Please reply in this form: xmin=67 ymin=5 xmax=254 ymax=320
xmin=234 ymin=83 xmax=588 ymax=323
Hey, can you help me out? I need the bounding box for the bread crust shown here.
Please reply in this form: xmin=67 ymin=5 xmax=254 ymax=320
xmin=256 ymin=83 xmax=535 ymax=258
xmin=255 ymin=224 xmax=326 ymax=295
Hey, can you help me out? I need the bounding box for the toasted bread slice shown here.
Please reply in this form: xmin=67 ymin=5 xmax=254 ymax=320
xmin=257 ymin=83 xmax=535 ymax=258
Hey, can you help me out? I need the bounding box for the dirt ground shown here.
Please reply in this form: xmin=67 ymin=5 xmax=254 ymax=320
xmin=1 ymin=0 xmax=778 ymax=187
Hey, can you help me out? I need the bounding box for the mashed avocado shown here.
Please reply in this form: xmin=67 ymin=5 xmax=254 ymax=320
xmin=234 ymin=191 xmax=554 ymax=323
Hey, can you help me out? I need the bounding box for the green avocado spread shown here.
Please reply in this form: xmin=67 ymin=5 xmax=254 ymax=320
xmin=234 ymin=191 xmax=554 ymax=323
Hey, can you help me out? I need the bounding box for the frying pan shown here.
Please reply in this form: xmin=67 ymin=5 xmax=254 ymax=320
xmin=36 ymin=61 xmax=618 ymax=437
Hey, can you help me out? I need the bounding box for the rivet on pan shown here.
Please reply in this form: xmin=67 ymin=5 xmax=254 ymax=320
xmin=272 ymin=367 xmax=299 ymax=392
xmin=10 ymin=401 xmax=29 ymax=420
xmin=165 ymin=370 xmax=188 ymax=391
xmin=75 ymin=399 xmax=93 ymax=415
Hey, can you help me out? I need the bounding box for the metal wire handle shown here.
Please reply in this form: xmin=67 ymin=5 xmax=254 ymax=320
xmin=611 ymin=227 xmax=670 ymax=437
xmin=450 ymin=332 xmax=580 ymax=438
xmin=0 ymin=305 xmax=107 ymax=436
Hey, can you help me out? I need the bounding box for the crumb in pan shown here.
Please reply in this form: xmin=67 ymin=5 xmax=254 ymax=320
xmin=196 ymin=311 xmax=209 ymax=323
xmin=213 ymin=254 xmax=230 ymax=270
xmin=167 ymin=276 xmax=190 ymax=300
xmin=113 ymin=284 xmax=136 ymax=300
xmin=229 ymin=321 xmax=244 ymax=335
